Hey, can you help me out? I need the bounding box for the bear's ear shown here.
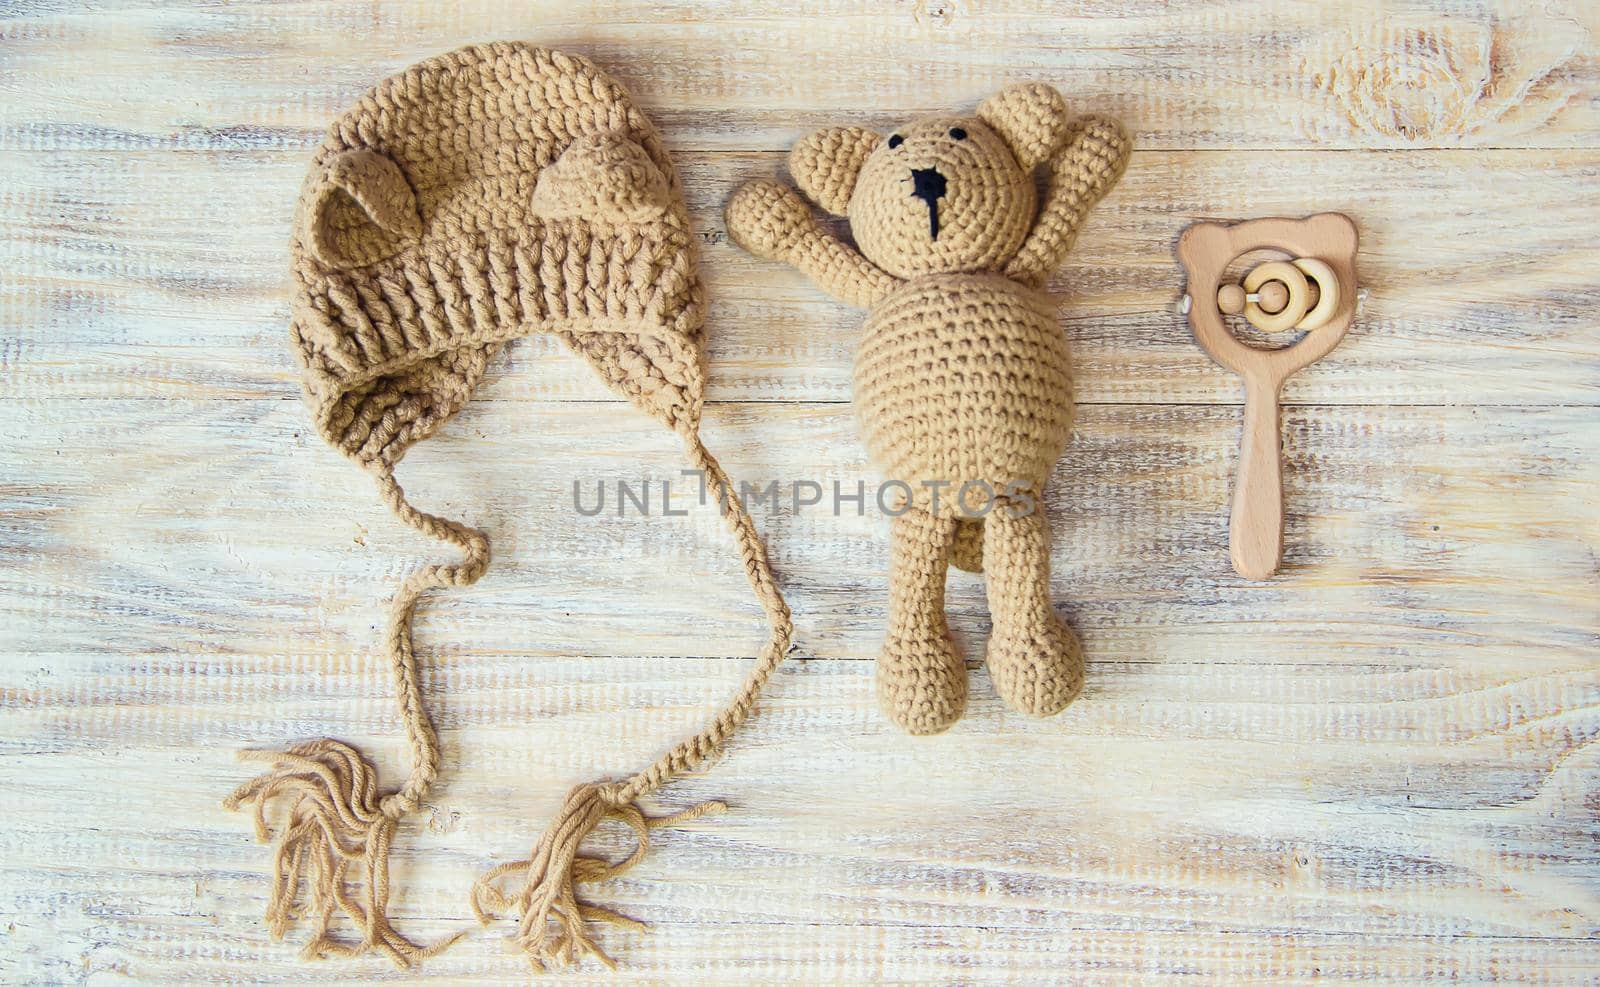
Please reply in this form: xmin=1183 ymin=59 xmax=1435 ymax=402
xmin=978 ymin=83 xmax=1071 ymax=170
xmin=531 ymin=133 xmax=671 ymax=223
xmin=790 ymin=126 xmax=881 ymax=215
xmin=301 ymin=148 xmax=422 ymax=269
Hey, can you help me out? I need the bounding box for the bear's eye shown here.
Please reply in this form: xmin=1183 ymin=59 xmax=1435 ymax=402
xmin=887 ymin=134 xmax=904 ymax=149
xmin=949 ymin=127 xmax=967 ymax=140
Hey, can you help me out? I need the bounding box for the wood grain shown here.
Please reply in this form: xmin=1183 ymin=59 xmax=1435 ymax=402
xmin=3 ymin=653 xmax=1598 ymax=982
xmin=3 ymin=1 xmax=1599 ymax=983
xmin=1 ymin=1 xmax=1596 ymax=151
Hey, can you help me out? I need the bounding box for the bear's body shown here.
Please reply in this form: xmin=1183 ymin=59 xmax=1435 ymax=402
xmin=727 ymin=84 xmax=1130 ymax=734
xmin=854 ymin=274 xmax=1072 ymax=507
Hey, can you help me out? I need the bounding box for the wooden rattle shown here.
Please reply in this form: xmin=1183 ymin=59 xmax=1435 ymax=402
xmin=1176 ymin=213 xmax=1359 ymax=579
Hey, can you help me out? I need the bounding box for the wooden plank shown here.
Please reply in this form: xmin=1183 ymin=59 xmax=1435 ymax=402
xmin=2 ymin=652 xmax=1597 ymax=981
xmin=3 ymin=148 xmax=1597 ymax=406
xmin=2 ymin=400 xmax=1594 ymax=668
xmin=2 ymin=1 xmax=1596 ymax=152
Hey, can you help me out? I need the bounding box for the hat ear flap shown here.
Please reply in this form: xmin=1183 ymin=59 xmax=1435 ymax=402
xmin=302 ymin=148 xmax=422 ymax=269
xmin=790 ymin=126 xmax=881 ymax=215
xmin=978 ymin=83 xmax=1071 ymax=170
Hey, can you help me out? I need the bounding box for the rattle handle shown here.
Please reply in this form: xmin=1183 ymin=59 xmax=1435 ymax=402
xmin=1230 ymin=377 xmax=1284 ymax=579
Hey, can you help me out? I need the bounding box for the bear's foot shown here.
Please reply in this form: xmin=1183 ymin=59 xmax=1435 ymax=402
xmin=985 ymin=608 xmax=1083 ymax=717
xmin=877 ymin=631 xmax=967 ymax=736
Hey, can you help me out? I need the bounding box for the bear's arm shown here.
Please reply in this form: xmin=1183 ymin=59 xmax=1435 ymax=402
xmin=726 ymin=179 xmax=900 ymax=309
xmin=1004 ymin=114 xmax=1132 ymax=287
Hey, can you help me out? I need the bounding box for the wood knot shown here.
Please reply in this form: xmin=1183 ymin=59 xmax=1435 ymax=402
xmin=914 ymin=0 xmax=957 ymax=28
xmin=1315 ymin=27 xmax=1484 ymax=142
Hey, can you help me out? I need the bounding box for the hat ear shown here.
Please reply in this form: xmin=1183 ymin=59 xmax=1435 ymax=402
xmin=790 ymin=126 xmax=881 ymax=215
xmin=531 ymin=133 xmax=671 ymax=223
xmin=302 ymin=148 xmax=422 ymax=269
xmin=978 ymin=83 xmax=1071 ymax=170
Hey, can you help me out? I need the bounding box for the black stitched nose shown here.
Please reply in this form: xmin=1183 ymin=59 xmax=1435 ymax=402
xmin=910 ymin=167 xmax=947 ymax=239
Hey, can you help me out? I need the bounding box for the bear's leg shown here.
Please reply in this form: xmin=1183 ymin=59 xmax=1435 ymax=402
xmin=878 ymin=505 xmax=965 ymax=735
xmin=982 ymin=501 xmax=1084 ymax=716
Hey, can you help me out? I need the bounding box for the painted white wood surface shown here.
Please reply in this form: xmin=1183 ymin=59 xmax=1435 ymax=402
xmin=2 ymin=1 xmax=1597 ymax=983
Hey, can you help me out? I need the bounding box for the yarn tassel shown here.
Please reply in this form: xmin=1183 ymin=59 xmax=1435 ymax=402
xmin=226 ymin=469 xmax=488 ymax=967
xmin=224 ymin=740 xmax=462 ymax=967
xmin=469 ymin=783 xmax=725 ymax=970
xmin=474 ymin=429 xmax=793 ymax=970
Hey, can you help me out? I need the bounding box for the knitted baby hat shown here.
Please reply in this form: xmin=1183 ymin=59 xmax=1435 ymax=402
xmin=226 ymin=42 xmax=793 ymax=970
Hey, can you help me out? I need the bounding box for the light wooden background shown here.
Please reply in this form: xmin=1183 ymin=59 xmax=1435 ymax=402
xmin=3 ymin=1 xmax=1598 ymax=983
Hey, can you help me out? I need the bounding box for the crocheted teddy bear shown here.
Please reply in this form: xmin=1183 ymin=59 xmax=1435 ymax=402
xmin=726 ymin=84 xmax=1130 ymax=734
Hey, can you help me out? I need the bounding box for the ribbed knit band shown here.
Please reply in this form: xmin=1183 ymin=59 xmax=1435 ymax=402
xmin=293 ymin=221 xmax=704 ymax=467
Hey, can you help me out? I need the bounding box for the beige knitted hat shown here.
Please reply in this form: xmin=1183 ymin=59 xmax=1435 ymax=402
xmin=225 ymin=42 xmax=792 ymax=971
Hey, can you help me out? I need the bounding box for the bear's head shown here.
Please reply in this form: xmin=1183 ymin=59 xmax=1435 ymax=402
xmin=788 ymin=83 xmax=1071 ymax=279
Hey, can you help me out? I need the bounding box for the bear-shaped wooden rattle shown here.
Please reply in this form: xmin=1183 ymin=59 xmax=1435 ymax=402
xmin=1177 ymin=214 xmax=1359 ymax=579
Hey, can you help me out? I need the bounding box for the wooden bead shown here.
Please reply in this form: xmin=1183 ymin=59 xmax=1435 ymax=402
xmin=1256 ymin=279 xmax=1290 ymax=314
xmin=1242 ymin=260 xmax=1310 ymax=333
xmin=1217 ymin=283 xmax=1246 ymax=315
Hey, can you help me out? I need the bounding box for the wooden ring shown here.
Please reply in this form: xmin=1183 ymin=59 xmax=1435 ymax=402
xmin=1242 ymin=261 xmax=1311 ymax=333
xmin=1291 ymin=257 xmax=1341 ymax=331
